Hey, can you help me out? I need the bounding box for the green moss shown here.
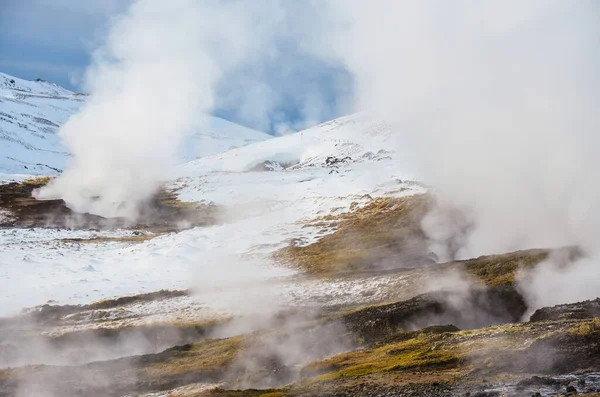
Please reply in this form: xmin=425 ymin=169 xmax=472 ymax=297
xmin=304 ymin=333 xmax=460 ymax=381
xmin=299 ymin=318 xmax=598 ymax=391
xmin=272 ymin=191 xmax=559 ymax=283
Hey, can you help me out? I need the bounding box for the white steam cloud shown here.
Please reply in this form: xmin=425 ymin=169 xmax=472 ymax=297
xmin=37 ymin=0 xmax=254 ymax=218
xmin=324 ymin=0 xmax=600 ymax=260
xmin=36 ymin=0 xmax=343 ymax=219
xmin=318 ymin=1 xmax=600 ymax=310
xmin=34 ymin=1 xmax=600 ymax=311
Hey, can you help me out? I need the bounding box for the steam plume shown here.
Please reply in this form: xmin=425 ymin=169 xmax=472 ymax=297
xmin=35 ymin=0 xmax=342 ymax=219
xmin=326 ymin=1 xmax=600 ymax=258
xmin=317 ymin=1 xmax=600 ymax=311
xmin=33 ymin=0 xmax=600 ymax=315
xmin=32 ymin=1 xmax=241 ymax=218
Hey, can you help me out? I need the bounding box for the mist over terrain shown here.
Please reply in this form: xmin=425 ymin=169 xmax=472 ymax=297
xmin=1 ymin=1 xmax=599 ymax=396
xmin=37 ymin=0 xmax=600 ymax=307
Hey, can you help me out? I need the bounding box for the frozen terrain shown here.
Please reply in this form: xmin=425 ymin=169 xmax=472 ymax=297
xmin=0 ymin=72 xmax=271 ymax=174
xmin=0 ymin=74 xmax=421 ymax=317
xmin=2 ymin=74 xmax=600 ymax=397
xmin=0 ymin=111 xmax=421 ymax=317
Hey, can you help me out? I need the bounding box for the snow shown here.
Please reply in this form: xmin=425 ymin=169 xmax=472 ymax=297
xmin=0 ymin=72 xmax=74 ymax=97
xmin=0 ymin=72 xmax=271 ymax=174
xmin=0 ymin=84 xmax=82 ymax=174
xmin=179 ymin=113 xmax=412 ymax=174
xmin=0 ymin=110 xmax=422 ymax=318
xmin=0 ymin=72 xmax=423 ymax=320
xmin=180 ymin=116 xmax=272 ymax=161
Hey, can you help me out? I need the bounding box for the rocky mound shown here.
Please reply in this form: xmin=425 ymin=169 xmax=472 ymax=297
xmin=530 ymin=298 xmax=600 ymax=322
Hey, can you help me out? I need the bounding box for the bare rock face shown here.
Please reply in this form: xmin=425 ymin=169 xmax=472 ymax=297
xmin=530 ymin=298 xmax=600 ymax=322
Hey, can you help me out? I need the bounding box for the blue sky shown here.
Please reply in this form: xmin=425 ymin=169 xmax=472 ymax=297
xmin=0 ymin=1 xmax=124 ymax=89
xmin=0 ymin=0 xmax=350 ymax=134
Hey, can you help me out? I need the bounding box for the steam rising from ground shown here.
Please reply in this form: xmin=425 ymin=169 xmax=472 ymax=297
xmin=35 ymin=0 xmax=342 ymax=219
xmin=35 ymin=0 xmax=600 ymax=261
xmin=325 ymin=0 xmax=600 ymax=258
xmin=37 ymin=0 xmax=249 ymax=218
xmin=15 ymin=3 xmax=600 ymax=393
xmin=320 ymin=1 xmax=600 ymax=309
xmin=44 ymin=0 xmax=598 ymax=265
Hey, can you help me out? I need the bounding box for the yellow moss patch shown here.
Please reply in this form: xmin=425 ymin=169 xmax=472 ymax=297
xmin=300 ymin=319 xmax=588 ymax=389
xmin=569 ymin=317 xmax=600 ymax=336
xmin=304 ymin=333 xmax=460 ymax=381
xmin=273 ymin=195 xmax=430 ymax=276
xmin=459 ymin=249 xmax=549 ymax=286
xmin=257 ymin=392 xmax=287 ymax=397
xmin=141 ymin=336 xmax=245 ymax=378
xmin=22 ymin=176 xmax=51 ymax=186
xmin=0 ymin=368 xmax=15 ymax=381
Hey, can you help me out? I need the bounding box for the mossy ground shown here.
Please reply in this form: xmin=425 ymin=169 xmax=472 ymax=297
xmin=2 ymin=188 xmax=596 ymax=396
xmin=304 ymin=332 xmax=461 ymax=380
xmin=156 ymin=188 xmax=198 ymax=209
xmin=0 ymin=335 xmax=247 ymax=396
xmin=291 ymin=318 xmax=600 ymax=395
xmin=458 ymin=249 xmax=550 ymax=286
xmin=569 ymin=317 xmax=600 ymax=336
xmin=139 ymin=336 xmax=245 ymax=379
xmin=272 ymin=194 xmax=555 ymax=286
xmin=200 ymin=389 xmax=287 ymax=397
xmin=21 ymin=176 xmax=51 ymax=186
xmin=3 ymin=299 xmax=600 ymax=396
xmin=273 ymin=195 xmax=431 ymax=276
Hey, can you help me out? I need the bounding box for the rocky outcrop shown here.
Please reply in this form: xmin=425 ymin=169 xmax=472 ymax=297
xmin=342 ymin=283 xmax=527 ymax=343
xmin=530 ymin=298 xmax=600 ymax=322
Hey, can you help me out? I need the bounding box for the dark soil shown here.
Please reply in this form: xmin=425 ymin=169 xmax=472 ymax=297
xmin=341 ymin=283 xmax=527 ymax=343
xmin=530 ymin=298 xmax=600 ymax=322
xmin=0 ymin=179 xmax=219 ymax=231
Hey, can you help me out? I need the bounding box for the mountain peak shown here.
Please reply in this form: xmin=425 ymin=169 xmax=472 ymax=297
xmin=0 ymin=72 xmax=74 ymax=98
xmin=0 ymin=70 xmax=272 ymax=175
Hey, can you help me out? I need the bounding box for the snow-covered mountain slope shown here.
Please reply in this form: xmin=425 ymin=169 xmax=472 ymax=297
xmin=180 ymin=113 xmax=416 ymax=175
xmin=180 ymin=116 xmax=273 ymax=162
xmin=0 ymin=112 xmax=422 ymax=315
xmin=0 ymin=72 xmax=74 ymax=97
xmin=0 ymin=72 xmax=271 ymax=174
xmin=0 ymin=73 xmax=82 ymax=174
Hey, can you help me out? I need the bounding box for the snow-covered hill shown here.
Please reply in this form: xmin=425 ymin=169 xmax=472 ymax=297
xmin=0 ymin=72 xmax=271 ymax=174
xmin=0 ymin=72 xmax=82 ymax=174
xmin=0 ymin=72 xmax=74 ymax=97
xmin=0 ymin=109 xmax=422 ymax=315
xmin=180 ymin=113 xmax=414 ymax=175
